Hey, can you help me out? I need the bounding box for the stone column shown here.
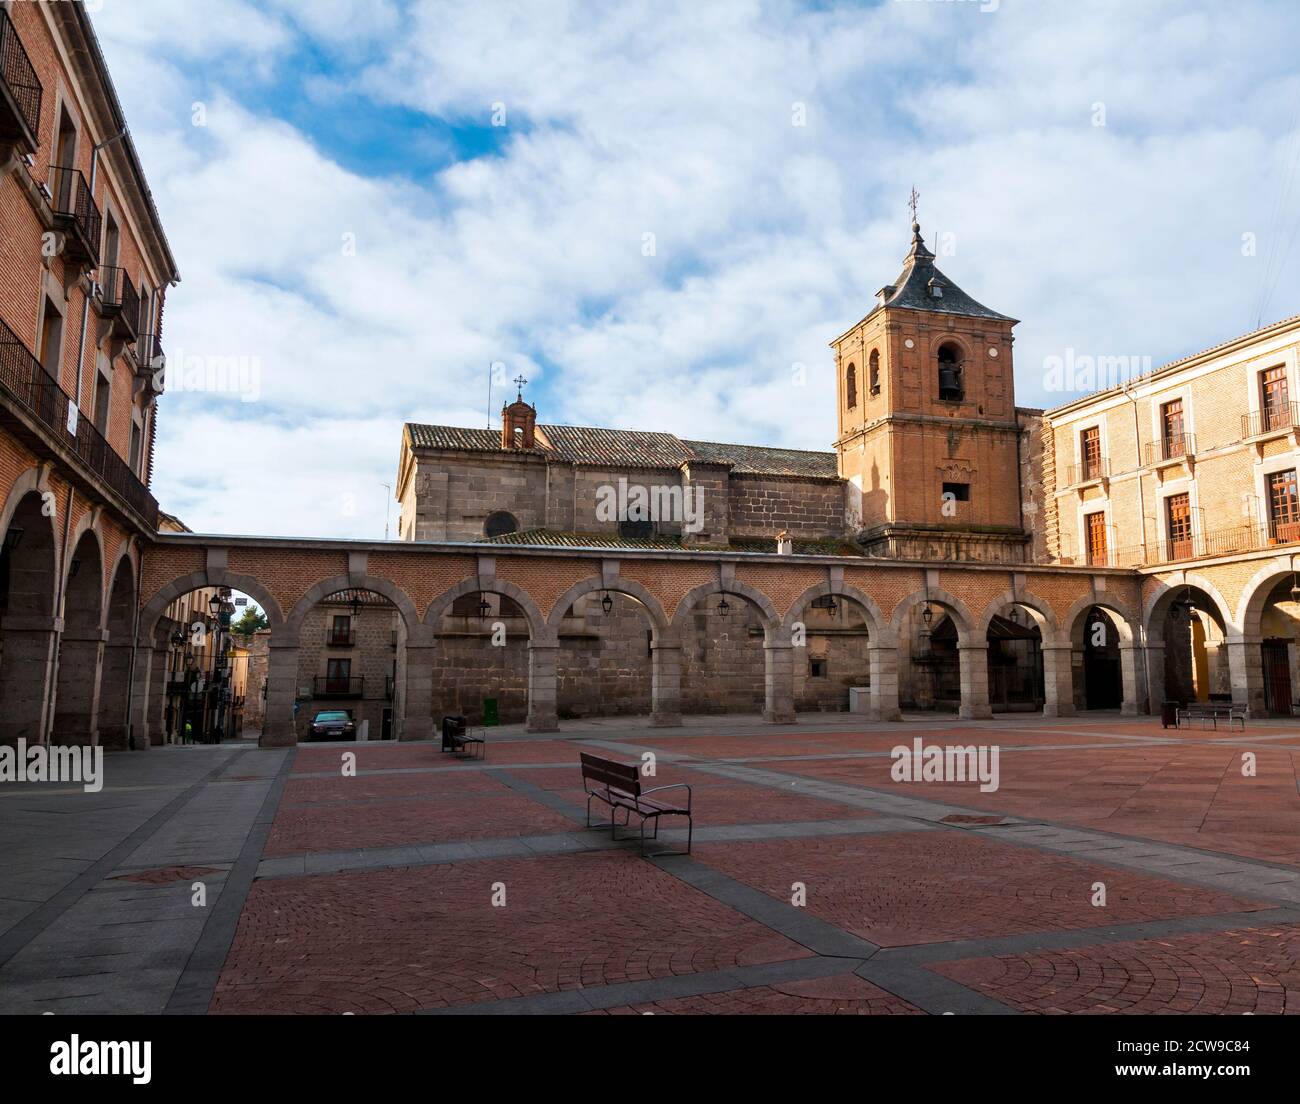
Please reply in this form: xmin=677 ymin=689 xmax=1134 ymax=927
xmin=868 ymin=641 xmax=901 ymax=721
xmin=650 ymin=634 xmax=683 ymax=727
xmin=1041 ymin=643 xmax=1076 ymax=718
xmin=1118 ymin=643 xmax=1143 ymax=715
xmin=527 ymin=636 xmax=559 ymax=732
xmin=98 ymin=639 xmax=136 ymax=749
xmin=260 ymin=637 xmax=300 ymax=748
xmin=957 ymin=640 xmax=993 ymax=720
xmin=1143 ymin=643 xmax=1166 ymax=714
xmin=0 ymin=615 xmax=60 ymax=746
xmin=1226 ymin=637 xmax=1264 ymax=715
xmin=763 ymin=627 xmax=796 ymax=724
xmin=144 ymin=650 xmax=168 ymax=744
xmin=401 ymin=643 xmax=435 ymax=741
xmin=51 ymin=628 xmax=106 ymax=745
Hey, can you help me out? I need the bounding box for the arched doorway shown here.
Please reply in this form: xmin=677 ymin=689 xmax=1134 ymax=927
xmin=52 ymin=529 xmax=104 ymax=744
xmin=0 ymin=491 xmax=58 ymax=744
xmin=1079 ymin=606 xmax=1122 ymax=710
xmin=96 ymin=555 xmax=136 ymax=748
xmin=986 ymin=604 xmax=1044 ymax=712
xmin=1148 ymin=582 xmax=1230 ymax=707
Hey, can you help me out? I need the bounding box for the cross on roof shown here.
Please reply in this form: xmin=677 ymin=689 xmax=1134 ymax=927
xmin=514 ymin=374 xmax=528 ymax=400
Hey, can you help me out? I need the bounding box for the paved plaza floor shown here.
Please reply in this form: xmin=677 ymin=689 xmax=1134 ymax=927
xmin=3 ymin=712 xmax=1300 ymax=1015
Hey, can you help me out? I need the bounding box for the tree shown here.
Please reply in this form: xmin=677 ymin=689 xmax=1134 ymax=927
xmin=230 ymin=608 xmax=268 ymax=637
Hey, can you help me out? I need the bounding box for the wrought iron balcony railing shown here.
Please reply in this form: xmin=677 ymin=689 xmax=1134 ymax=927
xmin=1110 ymin=522 xmax=1300 ymax=567
xmin=1242 ymin=402 xmax=1298 ymax=439
xmin=1145 ymin=432 xmax=1195 ymax=465
xmin=327 ymin=629 xmax=356 ymax=647
xmin=314 ymin=676 xmax=364 ymax=698
xmin=97 ymin=266 xmax=140 ymax=342
xmin=137 ymin=332 xmax=165 ymax=370
xmin=0 ymin=315 xmax=158 ymax=528
xmin=0 ymin=8 xmax=41 ymax=153
xmin=46 ymin=165 xmax=101 ymax=264
xmin=1065 ymin=456 xmax=1109 ymax=486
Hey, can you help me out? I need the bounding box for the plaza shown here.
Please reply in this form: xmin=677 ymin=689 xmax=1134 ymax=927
xmin=2 ymin=712 xmax=1298 ymax=1016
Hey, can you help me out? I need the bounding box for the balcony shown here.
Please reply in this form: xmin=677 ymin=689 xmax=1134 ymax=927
xmin=0 ymin=8 xmax=41 ymax=156
xmin=1242 ymin=402 xmax=1298 ymax=441
xmin=314 ymin=676 xmax=364 ymax=698
xmin=1145 ymin=432 xmax=1195 ymax=467
xmin=1065 ymin=456 xmax=1109 ymax=488
xmin=1110 ymin=522 xmax=1300 ymax=568
xmin=0 ymin=315 xmax=158 ymax=528
xmin=97 ymin=266 xmax=140 ymax=342
xmin=327 ymin=629 xmax=356 ymax=647
xmin=46 ymin=166 xmax=101 ymax=264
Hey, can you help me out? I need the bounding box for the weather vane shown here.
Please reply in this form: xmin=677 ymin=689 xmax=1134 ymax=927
xmin=908 ymin=185 xmax=919 ymax=225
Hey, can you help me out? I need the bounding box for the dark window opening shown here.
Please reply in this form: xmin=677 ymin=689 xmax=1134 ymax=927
xmin=942 ymin=481 xmax=970 ymax=502
xmin=619 ymin=519 xmax=654 ymax=539
xmin=809 ymin=656 xmax=827 ymax=678
xmin=484 ymin=511 xmax=518 ymax=537
xmin=845 ymin=363 xmax=857 ymax=409
xmin=869 ymin=349 xmax=880 ymax=395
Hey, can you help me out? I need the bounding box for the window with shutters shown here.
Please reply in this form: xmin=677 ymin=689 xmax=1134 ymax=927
xmin=1166 ymin=492 xmax=1192 ymax=560
xmin=1160 ymin=399 xmax=1185 ymax=460
xmin=1262 ymin=366 xmax=1290 ymax=431
xmin=1085 ymin=510 xmax=1108 ymax=566
xmin=1267 ymin=468 xmax=1300 ymax=544
xmin=1080 ymin=426 xmax=1102 ymax=481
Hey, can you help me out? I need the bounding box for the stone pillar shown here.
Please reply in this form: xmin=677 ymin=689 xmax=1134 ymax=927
xmin=98 ymin=639 xmax=136 ymax=749
xmin=144 ymin=650 xmax=168 ymax=744
xmin=1119 ymin=643 xmax=1142 ymax=715
xmin=957 ymin=640 xmax=993 ymax=720
xmin=650 ymin=635 xmax=682 ymax=726
xmin=1143 ymin=643 xmax=1165 ymax=714
xmin=1226 ymin=637 xmax=1264 ymax=715
xmin=0 ymin=615 xmax=60 ymax=746
xmin=401 ymin=643 xmax=435 ymax=741
xmin=260 ymin=637 xmax=300 ymax=748
xmin=527 ymin=637 xmax=559 ymax=732
xmin=868 ymin=642 xmax=901 ymax=720
xmin=51 ymin=628 xmax=106 ymax=745
xmin=763 ymin=628 xmax=796 ymax=724
xmin=1041 ymin=644 xmax=1076 ymax=718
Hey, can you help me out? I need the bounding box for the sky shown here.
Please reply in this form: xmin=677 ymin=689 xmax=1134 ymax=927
xmin=89 ymin=0 xmax=1300 ymax=540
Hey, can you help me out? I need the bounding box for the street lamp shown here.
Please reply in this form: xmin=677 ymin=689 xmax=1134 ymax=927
xmin=208 ymin=594 xmax=222 ymax=617
xmin=349 ymin=594 xmax=362 ymax=619
xmin=717 ymin=596 xmax=731 ymax=618
xmin=600 ymin=592 xmax=613 ymax=615
xmin=921 ymin=603 xmax=934 ymax=626
xmin=477 ymin=594 xmax=491 ymax=619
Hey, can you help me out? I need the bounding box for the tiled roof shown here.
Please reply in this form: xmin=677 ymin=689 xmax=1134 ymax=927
xmin=683 ymin=439 xmax=838 ymax=479
xmin=405 ymin=421 xmax=839 ymax=479
xmin=480 ymin=529 xmax=686 ymax=550
xmin=866 ymin=223 xmax=1015 ymax=324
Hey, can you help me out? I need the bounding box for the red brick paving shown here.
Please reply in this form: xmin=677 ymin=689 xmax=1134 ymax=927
xmin=280 ymin=768 xmax=511 ymax=805
xmin=936 ymin=923 xmax=1300 ymax=1014
xmin=586 ymin=972 xmax=923 ymax=1015
xmin=695 ymin=833 xmax=1268 ymax=947
xmin=212 ymin=852 xmax=809 ymax=1013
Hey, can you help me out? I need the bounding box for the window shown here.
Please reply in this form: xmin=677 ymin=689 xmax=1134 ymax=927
xmin=325 ymin=658 xmax=352 ymax=694
xmin=129 ymin=420 xmax=142 ymax=474
xmin=1267 ymin=469 xmax=1300 ymax=544
xmin=1160 ymin=399 xmax=1184 ymax=459
xmin=619 ymin=518 xmax=654 ymax=540
xmin=868 ymin=349 xmax=880 ymax=395
xmin=1080 ymin=426 xmax=1102 ymax=481
xmin=1166 ymin=492 xmax=1192 ymax=559
xmin=809 ymin=657 xmax=827 ymax=679
xmin=845 ymin=363 xmax=857 ymax=409
xmin=38 ymin=296 xmax=63 ymax=380
xmin=103 ymin=211 xmax=120 ymax=269
xmin=1085 ymin=510 xmax=1108 ymax=566
xmin=484 ymin=511 xmax=517 ymax=538
xmin=937 ymin=343 xmax=964 ymax=401
xmin=93 ymin=370 xmax=110 ymax=436
xmin=1261 ymin=366 xmax=1290 ymax=431
xmin=329 ymin=615 xmax=353 ymax=647
xmin=942 ymin=481 xmax=970 ymax=502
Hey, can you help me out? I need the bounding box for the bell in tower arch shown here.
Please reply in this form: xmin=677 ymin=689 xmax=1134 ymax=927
xmin=937 ymin=343 xmax=964 ymax=402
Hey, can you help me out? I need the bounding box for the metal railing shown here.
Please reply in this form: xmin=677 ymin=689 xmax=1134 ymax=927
xmin=327 ymin=629 xmax=356 ymax=647
xmin=1145 ymin=432 xmax=1195 ymax=465
xmin=0 ymin=315 xmax=158 ymax=527
xmin=1066 ymin=456 xmax=1109 ymax=486
xmin=1110 ymin=522 xmax=1300 ymax=567
xmin=0 ymin=8 xmax=41 ymax=146
xmin=314 ymin=676 xmax=364 ymax=697
xmin=137 ymin=332 xmax=164 ymax=369
xmin=1242 ymin=402 xmax=1298 ymax=439
xmin=47 ymin=165 xmax=101 ymax=262
xmin=97 ymin=266 xmax=140 ymax=340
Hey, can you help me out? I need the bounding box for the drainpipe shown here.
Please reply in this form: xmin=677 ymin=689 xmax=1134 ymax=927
xmin=72 ymin=129 xmax=127 ymax=409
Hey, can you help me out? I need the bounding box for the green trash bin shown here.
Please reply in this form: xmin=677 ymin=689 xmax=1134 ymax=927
xmin=483 ymin=697 xmax=499 ymax=727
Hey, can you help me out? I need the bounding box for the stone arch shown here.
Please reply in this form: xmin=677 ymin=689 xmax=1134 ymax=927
xmin=139 ymin=569 xmax=285 ymax=643
xmin=1234 ymin=558 xmax=1300 ymax=639
xmin=888 ymin=587 xmax=976 ymax=640
xmin=1143 ymin=572 xmax=1233 ymax=644
xmin=287 ymin=574 xmax=423 ymax=641
xmin=1062 ymin=593 xmax=1138 ymax=646
xmin=59 ymin=510 xmax=106 ymax=611
xmin=424 ymin=576 xmax=548 ymax=640
xmin=783 ymin=580 xmax=889 ymax=640
xmin=546 ymin=576 xmax=670 ymax=634
xmin=98 ymin=552 xmax=139 ymax=748
xmin=975 ymin=588 xmax=1061 ymax=644
xmin=0 ymin=465 xmax=57 ymax=562
xmin=670 ymin=578 xmax=780 ymax=632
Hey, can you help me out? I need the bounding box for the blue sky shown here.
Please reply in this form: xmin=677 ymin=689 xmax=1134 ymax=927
xmin=90 ymin=0 xmax=1300 ymax=538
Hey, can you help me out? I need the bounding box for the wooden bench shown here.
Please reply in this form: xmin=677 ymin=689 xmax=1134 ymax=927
xmin=441 ymin=722 xmax=486 ymax=759
xmin=580 ymin=752 xmax=692 ymax=856
xmin=1176 ymin=702 xmax=1247 ymax=730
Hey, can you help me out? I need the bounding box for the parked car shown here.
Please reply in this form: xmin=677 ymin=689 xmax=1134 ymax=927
xmin=309 ymin=710 xmax=356 ymax=741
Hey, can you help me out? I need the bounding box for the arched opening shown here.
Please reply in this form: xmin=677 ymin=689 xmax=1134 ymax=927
xmin=868 ymin=349 xmax=880 ymax=396
xmin=679 ymin=589 xmax=769 ymax=716
xmin=793 ymin=593 xmax=874 ymax=713
xmin=845 ymin=363 xmax=857 ymax=409
xmin=902 ymin=604 xmax=961 ymax=711
xmin=1150 ymin=584 xmax=1229 ymax=707
xmin=294 ymin=588 xmax=400 ymax=741
xmin=431 ymin=590 xmax=532 ymax=725
xmin=52 ymin=529 xmax=104 ymax=744
xmin=1077 ymin=606 xmax=1122 ymax=710
xmin=1250 ymin=574 xmax=1300 ymax=715
xmin=937 ymin=342 xmax=964 ymax=402
xmin=553 ymin=589 xmax=657 ymax=720
xmin=986 ymin=603 xmax=1044 ymax=712
xmin=96 ymin=555 xmax=137 ymax=748
xmin=0 ymin=491 xmax=58 ymax=744
xmin=484 ymin=511 xmax=518 ymax=538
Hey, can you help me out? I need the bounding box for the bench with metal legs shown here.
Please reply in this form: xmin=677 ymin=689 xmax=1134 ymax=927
xmin=580 ymin=752 xmax=692 ymax=857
